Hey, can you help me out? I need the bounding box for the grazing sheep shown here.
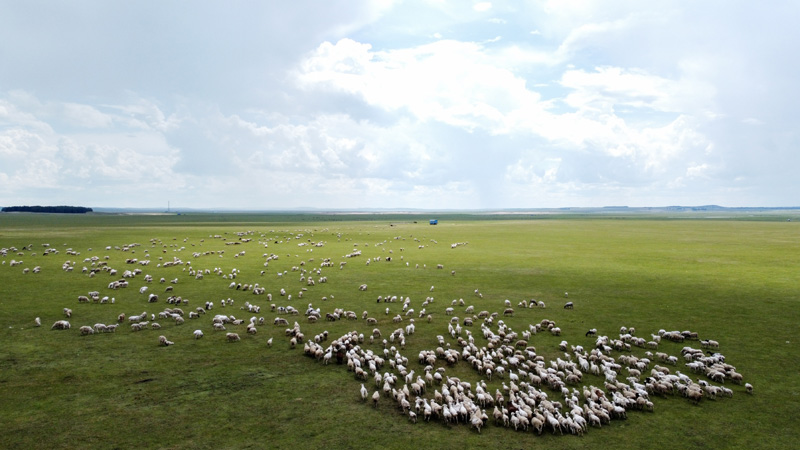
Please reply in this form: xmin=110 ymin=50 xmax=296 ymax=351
xmin=372 ymin=390 xmax=380 ymax=407
xmin=63 ymin=308 xmax=72 ymax=318
xmin=745 ymin=383 xmax=753 ymax=394
xmin=158 ymin=335 xmax=174 ymax=346
xmin=226 ymin=332 xmax=241 ymax=342
xmin=267 ymin=337 xmax=273 ymax=347
xmin=193 ymin=329 xmax=204 ymax=339
xmin=51 ymin=320 xmax=70 ymax=330
xmin=34 ymin=317 xmax=41 ymax=327
xmin=79 ymin=325 xmax=94 ymax=336
xmin=564 ymin=302 xmax=574 ymax=309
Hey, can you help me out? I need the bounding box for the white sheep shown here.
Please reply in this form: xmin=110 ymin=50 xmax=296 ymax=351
xmin=34 ymin=317 xmax=41 ymax=327
xmin=158 ymin=335 xmax=174 ymax=346
xmin=372 ymin=390 xmax=380 ymax=407
xmin=51 ymin=320 xmax=70 ymax=330
xmin=193 ymin=329 xmax=204 ymax=339
xmin=226 ymin=332 xmax=241 ymax=342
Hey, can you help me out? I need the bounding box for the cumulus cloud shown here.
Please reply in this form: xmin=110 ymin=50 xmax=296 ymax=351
xmin=297 ymin=38 xmax=544 ymax=133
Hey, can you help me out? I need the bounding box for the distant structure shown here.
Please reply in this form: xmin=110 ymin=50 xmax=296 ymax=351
xmin=429 ymin=219 xmax=438 ymax=225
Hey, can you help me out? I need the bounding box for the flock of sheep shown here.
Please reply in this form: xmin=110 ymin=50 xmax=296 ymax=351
xmin=3 ymin=229 xmax=751 ymax=437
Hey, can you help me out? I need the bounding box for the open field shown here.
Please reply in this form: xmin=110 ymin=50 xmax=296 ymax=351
xmin=0 ymin=213 xmax=798 ymax=449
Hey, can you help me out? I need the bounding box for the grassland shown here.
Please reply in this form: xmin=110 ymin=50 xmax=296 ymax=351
xmin=0 ymin=213 xmax=798 ymax=449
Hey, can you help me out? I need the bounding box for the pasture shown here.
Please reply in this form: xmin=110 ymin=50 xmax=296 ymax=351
xmin=0 ymin=213 xmax=798 ymax=449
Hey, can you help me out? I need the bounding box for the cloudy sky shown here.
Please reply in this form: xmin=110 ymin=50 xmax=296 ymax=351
xmin=1 ymin=1 xmax=797 ymax=210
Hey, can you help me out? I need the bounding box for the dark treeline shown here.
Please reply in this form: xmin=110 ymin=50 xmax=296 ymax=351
xmin=1 ymin=206 xmax=93 ymax=214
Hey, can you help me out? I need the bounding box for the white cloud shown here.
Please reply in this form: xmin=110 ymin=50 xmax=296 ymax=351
xmin=60 ymin=103 xmax=113 ymax=129
xmin=686 ymin=163 xmax=710 ymax=178
xmin=297 ymin=38 xmax=544 ymax=132
xmin=473 ymin=2 xmax=492 ymax=12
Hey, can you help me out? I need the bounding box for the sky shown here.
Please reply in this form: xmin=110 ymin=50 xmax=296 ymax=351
xmin=1 ymin=1 xmax=798 ymax=210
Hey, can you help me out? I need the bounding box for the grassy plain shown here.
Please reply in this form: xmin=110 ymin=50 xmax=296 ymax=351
xmin=0 ymin=212 xmax=798 ymax=449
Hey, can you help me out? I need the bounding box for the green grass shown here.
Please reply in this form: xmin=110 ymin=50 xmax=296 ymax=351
xmin=0 ymin=214 xmax=798 ymax=449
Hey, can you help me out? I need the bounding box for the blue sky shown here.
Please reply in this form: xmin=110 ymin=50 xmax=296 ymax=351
xmin=1 ymin=1 xmax=797 ymax=209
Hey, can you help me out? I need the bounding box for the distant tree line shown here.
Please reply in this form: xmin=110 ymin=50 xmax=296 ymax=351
xmin=1 ymin=205 xmax=93 ymax=214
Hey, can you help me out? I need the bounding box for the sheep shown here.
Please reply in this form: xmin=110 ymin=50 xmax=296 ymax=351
xmin=372 ymin=390 xmax=380 ymax=407
xmin=360 ymin=383 xmax=369 ymax=401
xmin=34 ymin=317 xmax=41 ymax=327
xmin=63 ymin=308 xmax=72 ymax=318
xmin=745 ymin=383 xmax=753 ymax=394
xmin=226 ymin=332 xmax=241 ymax=342
xmin=51 ymin=320 xmax=70 ymax=330
xmin=79 ymin=325 xmax=94 ymax=336
xmin=158 ymin=335 xmax=174 ymax=346
xmin=193 ymin=329 xmax=204 ymax=339
xmin=564 ymin=301 xmax=574 ymax=309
